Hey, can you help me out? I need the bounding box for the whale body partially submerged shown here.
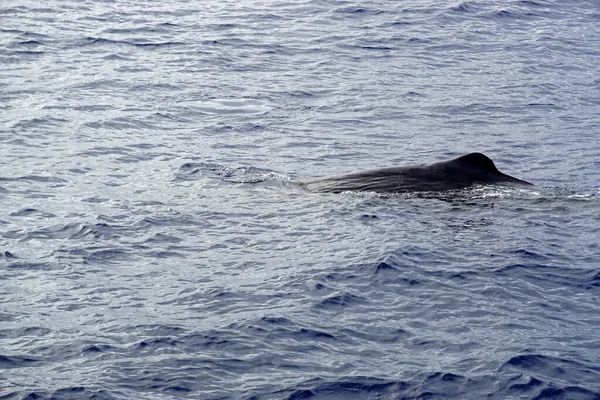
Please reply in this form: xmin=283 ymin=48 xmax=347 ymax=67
xmin=304 ymin=153 xmax=532 ymax=194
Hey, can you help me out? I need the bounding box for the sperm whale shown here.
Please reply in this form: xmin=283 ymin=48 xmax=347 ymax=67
xmin=303 ymin=153 xmax=532 ymax=193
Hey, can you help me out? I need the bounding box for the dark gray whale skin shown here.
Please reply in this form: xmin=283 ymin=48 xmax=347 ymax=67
xmin=304 ymin=153 xmax=532 ymax=193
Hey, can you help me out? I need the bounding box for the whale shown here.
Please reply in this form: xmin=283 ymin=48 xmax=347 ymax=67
xmin=303 ymin=152 xmax=532 ymax=193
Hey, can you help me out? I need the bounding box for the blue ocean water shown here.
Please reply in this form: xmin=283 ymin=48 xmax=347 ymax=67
xmin=1 ymin=0 xmax=600 ymax=399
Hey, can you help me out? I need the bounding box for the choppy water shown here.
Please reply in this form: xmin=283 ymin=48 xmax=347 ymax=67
xmin=2 ymin=0 xmax=600 ymax=399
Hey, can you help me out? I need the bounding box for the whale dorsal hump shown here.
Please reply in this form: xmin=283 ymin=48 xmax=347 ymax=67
xmin=453 ymin=152 xmax=500 ymax=174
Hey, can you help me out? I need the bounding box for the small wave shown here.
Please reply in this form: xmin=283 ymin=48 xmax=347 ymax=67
xmin=136 ymin=337 xmax=180 ymax=350
xmin=314 ymin=292 xmax=365 ymax=309
xmin=262 ymin=323 xmax=337 ymax=341
xmin=495 ymin=263 xmax=600 ymax=289
xmin=0 ymin=354 xmax=41 ymax=368
xmin=534 ymin=386 xmax=600 ymax=399
xmin=509 ymin=249 xmax=549 ymax=261
xmin=7 ymin=174 xmax=67 ymax=184
xmin=4 ymin=262 xmax=56 ymax=271
xmin=496 ymin=9 xmax=514 ymax=18
xmin=16 ymin=387 xmax=117 ymax=400
xmin=83 ymin=248 xmax=129 ymax=264
xmin=287 ymin=377 xmax=409 ymax=400
xmin=519 ymin=0 xmax=546 ymax=6
xmin=1 ymin=250 xmax=16 ymax=259
xmin=373 ymin=260 xmax=398 ymax=273
xmin=81 ymin=344 xmax=116 ymax=355
xmin=502 ymin=353 xmax=600 ymax=386
xmin=11 ymin=117 xmax=69 ymax=129
xmin=0 ymin=326 xmax=51 ymax=338
xmin=9 ymin=208 xmax=57 ymax=218
xmin=6 ymin=39 xmax=43 ymax=48
xmin=508 ymin=375 xmax=544 ymax=392
xmin=79 ymin=37 xmax=184 ymax=48
xmin=9 ymin=222 xmax=101 ymax=241
xmin=451 ymin=2 xmax=477 ymax=13
xmin=331 ymin=6 xmax=386 ymax=18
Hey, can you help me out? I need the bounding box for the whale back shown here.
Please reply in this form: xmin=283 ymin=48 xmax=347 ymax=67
xmin=303 ymin=152 xmax=531 ymax=193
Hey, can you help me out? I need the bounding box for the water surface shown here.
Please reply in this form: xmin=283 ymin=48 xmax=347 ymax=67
xmin=1 ymin=0 xmax=600 ymax=399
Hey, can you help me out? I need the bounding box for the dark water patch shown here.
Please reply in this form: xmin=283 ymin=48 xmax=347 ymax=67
xmin=4 ymin=262 xmax=59 ymax=271
xmin=0 ymin=174 xmax=67 ymax=184
xmin=291 ymin=328 xmax=336 ymax=341
xmin=11 ymin=117 xmax=68 ymax=130
xmin=5 ymin=40 xmax=44 ymax=48
xmin=502 ymin=353 xmax=600 ymax=385
xmin=495 ymin=9 xmax=515 ymax=18
xmin=178 ymin=332 xmax=237 ymax=352
xmin=2 ymin=251 xmax=16 ymax=259
xmin=135 ymin=337 xmax=181 ymax=351
xmin=510 ymin=249 xmax=550 ymax=261
xmin=407 ymin=37 xmax=433 ymax=44
xmin=501 ymin=374 xmax=600 ymax=400
xmin=81 ymin=196 xmax=109 ymax=203
xmin=261 ymin=316 xmax=293 ymax=326
xmin=118 ymin=370 xmax=202 ymax=397
xmin=533 ymin=386 xmax=600 ymax=400
xmin=358 ymin=213 xmax=378 ymax=221
xmin=287 ymin=377 xmax=410 ymax=400
xmin=48 ymin=387 xmax=117 ymax=400
xmin=79 ymin=37 xmax=184 ymax=49
xmin=0 ymin=26 xmax=25 ymax=33
xmin=9 ymin=222 xmax=103 ymax=241
xmin=102 ymin=24 xmax=178 ymax=35
xmin=373 ymin=260 xmax=397 ymax=273
xmin=366 ymin=258 xmax=424 ymax=286
xmin=519 ymin=0 xmax=547 ymax=6
xmin=2 ymin=50 xmax=44 ymax=57
xmin=28 ymin=341 xmax=102 ymax=364
xmin=317 ymin=270 xmax=359 ymax=286
xmin=101 ymin=53 xmax=131 ymax=61
xmin=334 ymin=7 xmax=385 ymax=16
xmin=109 ymin=324 xmax=185 ymax=337
xmin=413 ymin=372 xmax=478 ymax=398
xmin=356 ymin=44 xmax=394 ymax=52
xmin=0 ymin=354 xmax=42 ymax=368
xmin=242 ymin=320 xmax=338 ymax=342
xmin=527 ymin=102 xmax=561 ymax=108
xmin=402 ymin=91 xmax=423 ymax=100
xmin=496 ymin=263 xmax=600 ymax=290
xmin=0 ymin=326 xmax=51 ymax=339
xmin=133 ymin=213 xmax=211 ymax=230
xmin=82 ymin=248 xmax=129 ymax=264
xmin=143 ymin=249 xmax=186 ymax=259
xmin=143 ymin=233 xmax=183 ymax=244
xmin=81 ymin=343 xmax=116 ymax=354
xmin=60 ymin=221 xmax=121 ymax=241
xmin=9 ymin=208 xmax=57 ymax=218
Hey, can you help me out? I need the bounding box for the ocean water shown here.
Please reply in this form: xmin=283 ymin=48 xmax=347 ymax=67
xmin=1 ymin=0 xmax=600 ymax=399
